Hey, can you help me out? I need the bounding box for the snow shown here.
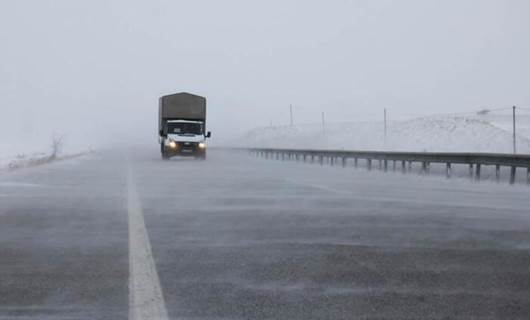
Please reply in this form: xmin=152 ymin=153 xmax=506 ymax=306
xmin=236 ymin=115 xmax=530 ymax=154
xmin=0 ymin=139 xmax=91 ymax=171
xmin=0 ymin=143 xmax=47 ymax=170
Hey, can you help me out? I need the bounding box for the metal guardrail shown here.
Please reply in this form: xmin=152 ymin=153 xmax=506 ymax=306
xmin=248 ymin=148 xmax=530 ymax=185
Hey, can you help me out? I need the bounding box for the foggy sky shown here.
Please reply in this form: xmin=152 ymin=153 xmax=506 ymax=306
xmin=1 ymin=0 xmax=530 ymax=147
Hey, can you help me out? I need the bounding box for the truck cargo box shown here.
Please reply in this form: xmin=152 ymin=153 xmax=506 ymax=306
xmin=159 ymin=92 xmax=206 ymax=132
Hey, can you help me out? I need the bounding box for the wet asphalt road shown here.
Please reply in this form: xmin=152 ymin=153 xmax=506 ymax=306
xmin=1 ymin=148 xmax=530 ymax=319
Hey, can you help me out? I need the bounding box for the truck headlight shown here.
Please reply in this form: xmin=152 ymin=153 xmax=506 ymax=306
xmin=198 ymin=142 xmax=206 ymax=149
xmin=169 ymin=141 xmax=177 ymax=148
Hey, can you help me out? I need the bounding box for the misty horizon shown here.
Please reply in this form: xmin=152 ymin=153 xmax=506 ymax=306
xmin=2 ymin=0 xmax=530 ymax=149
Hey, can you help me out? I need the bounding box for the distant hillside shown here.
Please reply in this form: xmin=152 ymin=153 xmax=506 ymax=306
xmin=236 ymin=116 xmax=530 ymax=154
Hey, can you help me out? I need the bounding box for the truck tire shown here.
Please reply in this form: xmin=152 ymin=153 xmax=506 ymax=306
xmin=161 ymin=143 xmax=169 ymax=160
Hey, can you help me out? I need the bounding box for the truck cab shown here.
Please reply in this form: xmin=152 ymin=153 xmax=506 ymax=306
xmin=159 ymin=92 xmax=211 ymax=160
xmin=161 ymin=120 xmax=210 ymax=159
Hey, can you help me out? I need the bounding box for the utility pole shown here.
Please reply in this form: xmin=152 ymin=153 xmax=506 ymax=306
xmin=513 ymin=106 xmax=517 ymax=154
xmin=384 ymin=108 xmax=388 ymax=145
xmin=289 ymin=104 xmax=294 ymax=126
xmin=321 ymin=112 xmax=325 ymax=135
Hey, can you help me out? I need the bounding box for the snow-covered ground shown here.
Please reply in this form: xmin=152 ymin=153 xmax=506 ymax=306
xmin=0 ymin=143 xmax=47 ymax=170
xmin=0 ymin=138 xmax=91 ymax=170
xmin=236 ymin=114 xmax=530 ymax=154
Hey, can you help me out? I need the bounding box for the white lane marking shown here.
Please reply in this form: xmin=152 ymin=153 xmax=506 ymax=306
xmin=127 ymin=166 xmax=169 ymax=320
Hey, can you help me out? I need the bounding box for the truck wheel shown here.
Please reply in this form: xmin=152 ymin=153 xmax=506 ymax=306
xmin=161 ymin=143 xmax=169 ymax=160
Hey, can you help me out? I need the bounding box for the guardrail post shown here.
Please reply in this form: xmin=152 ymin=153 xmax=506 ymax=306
xmin=421 ymin=161 xmax=427 ymax=175
xmin=342 ymin=157 xmax=346 ymax=167
xmin=527 ymin=168 xmax=530 ymax=185
xmin=401 ymin=160 xmax=406 ymax=174
xmin=469 ymin=164 xmax=474 ymax=180
xmin=495 ymin=165 xmax=500 ymax=183
xmin=475 ymin=164 xmax=481 ymax=182
xmin=408 ymin=161 xmax=412 ymax=172
xmin=446 ymin=163 xmax=451 ymax=179
xmin=319 ymin=155 xmax=323 ymax=166
xmin=302 ymin=154 xmax=306 ymax=162
xmin=311 ymin=155 xmax=314 ymax=163
xmin=330 ymin=157 xmax=334 ymax=166
xmin=367 ymin=159 xmax=372 ymax=171
xmin=378 ymin=159 xmax=383 ymax=170
xmin=295 ymin=154 xmax=299 ymax=162
xmin=383 ymin=159 xmax=388 ymax=172
xmin=354 ymin=158 xmax=358 ymax=168
xmin=392 ymin=160 xmax=397 ymax=172
xmin=510 ymin=166 xmax=516 ymax=185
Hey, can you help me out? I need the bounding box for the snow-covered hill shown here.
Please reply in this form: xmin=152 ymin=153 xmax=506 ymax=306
xmin=237 ymin=116 xmax=530 ymax=154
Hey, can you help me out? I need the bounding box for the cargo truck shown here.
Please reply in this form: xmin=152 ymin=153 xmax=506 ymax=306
xmin=158 ymin=92 xmax=211 ymax=160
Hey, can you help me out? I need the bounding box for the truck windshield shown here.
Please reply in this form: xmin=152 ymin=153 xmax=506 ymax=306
xmin=167 ymin=122 xmax=203 ymax=135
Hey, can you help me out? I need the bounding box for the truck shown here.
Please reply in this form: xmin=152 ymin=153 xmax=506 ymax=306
xmin=158 ymin=92 xmax=211 ymax=160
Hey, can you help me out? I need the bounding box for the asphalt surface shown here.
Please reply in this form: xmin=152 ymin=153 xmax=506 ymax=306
xmin=1 ymin=148 xmax=530 ymax=320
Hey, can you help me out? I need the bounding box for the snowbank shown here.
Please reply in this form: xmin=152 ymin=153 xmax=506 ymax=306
xmin=0 ymin=140 xmax=92 ymax=171
xmin=236 ymin=116 xmax=530 ymax=154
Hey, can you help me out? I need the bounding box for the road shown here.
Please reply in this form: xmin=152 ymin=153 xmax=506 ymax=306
xmin=1 ymin=148 xmax=530 ymax=319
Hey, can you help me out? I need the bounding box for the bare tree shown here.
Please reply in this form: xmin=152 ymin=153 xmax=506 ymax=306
xmin=50 ymin=134 xmax=65 ymax=160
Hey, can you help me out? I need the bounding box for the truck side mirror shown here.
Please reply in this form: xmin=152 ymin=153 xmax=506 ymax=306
xmin=206 ymin=131 xmax=211 ymax=138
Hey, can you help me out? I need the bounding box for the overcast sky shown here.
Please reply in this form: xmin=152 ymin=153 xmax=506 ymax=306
xmin=1 ymin=0 xmax=529 ymax=147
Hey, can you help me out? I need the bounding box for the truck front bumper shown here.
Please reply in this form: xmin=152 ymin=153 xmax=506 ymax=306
xmin=164 ymin=142 xmax=205 ymax=157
